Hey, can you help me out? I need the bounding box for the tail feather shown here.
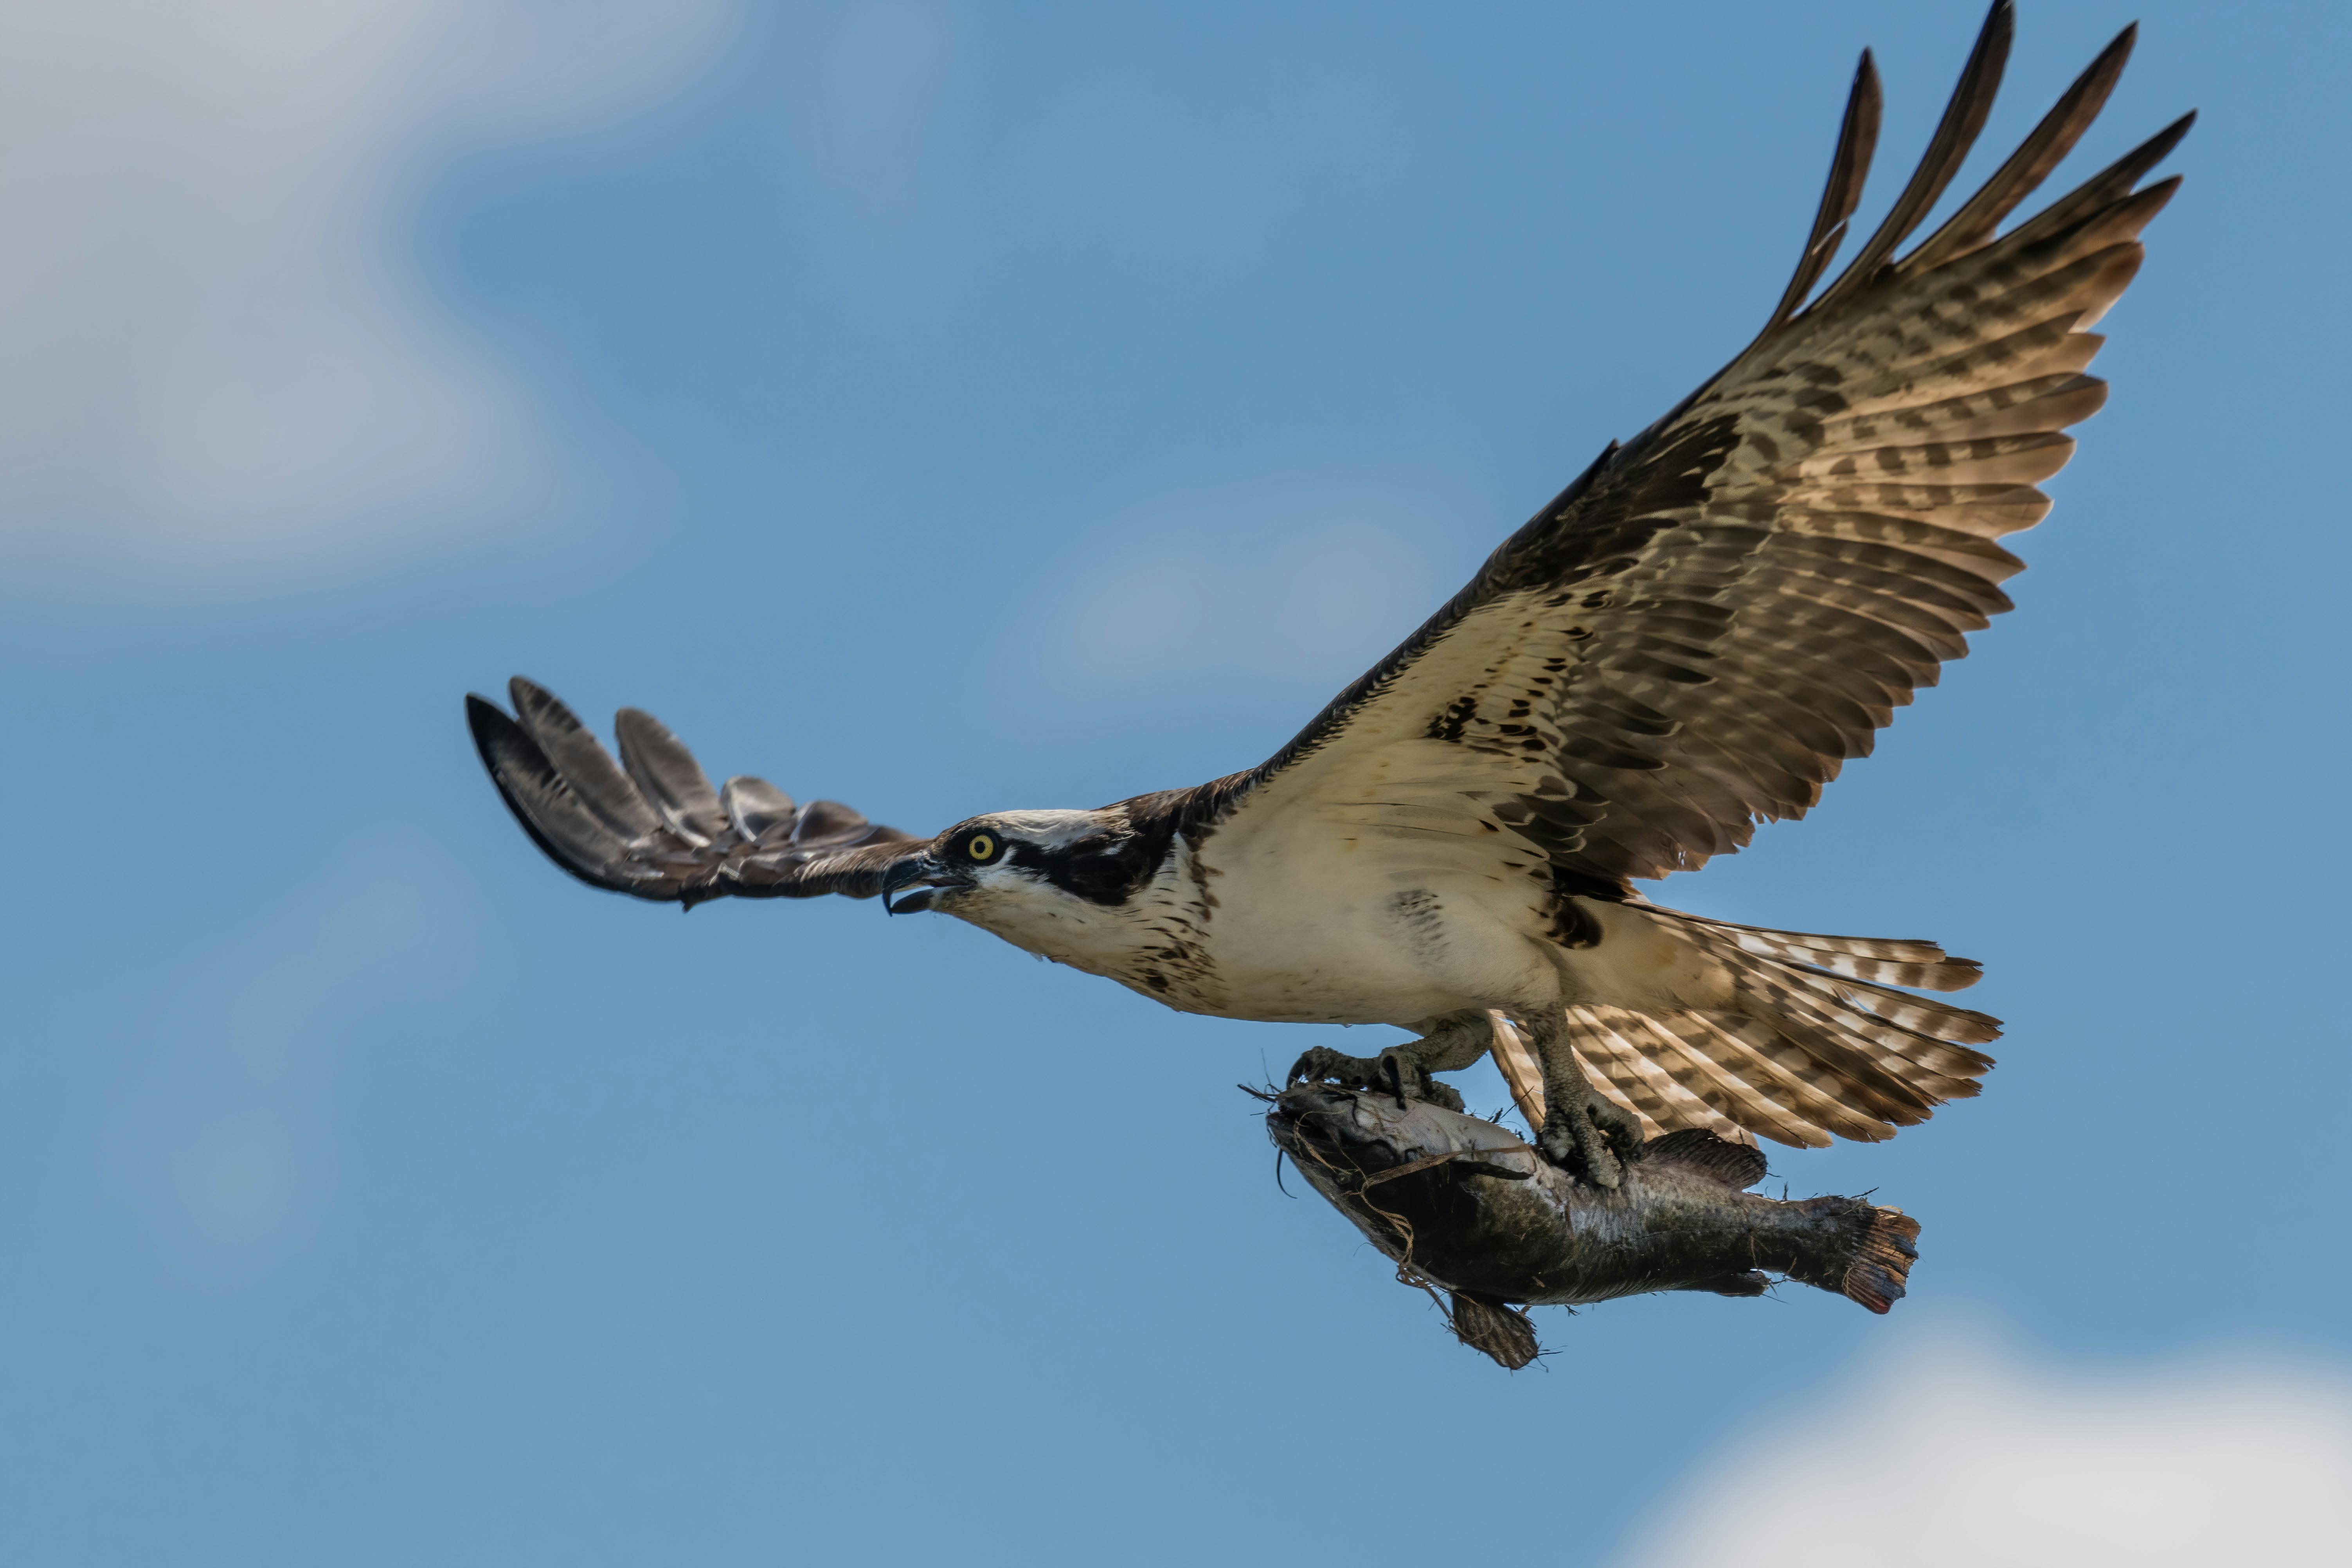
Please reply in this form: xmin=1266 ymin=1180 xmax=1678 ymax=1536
xmin=1768 ymin=971 xmax=1997 ymax=1084
xmin=1674 ymin=1020 xmax=1909 ymax=1142
xmin=1607 ymin=1008 xmax=1827 ymax=1149
xmin=1722 ymin=977 xmax=1945 ymax=1127
xmin=1628 ymin=1006 xmax=1858 ymax=1147
xmin=1682 ymin=912 xmax=1985 ymax=993
xmin=1739 ymin=970 xmax=1983 ymax=1106
xmin=1668 ymin=1011 xmax=1897 ymax=1143
xmin=1546 ymin=906 xmax=1999 ymax=1150
xmin=1681 ymin=916 xmax=2002 ymax=1051
xmin=1570 ymin=1006 xmax=1881 ymax=1147
xmin=1569 ymin=1005 xmax=1762 ymax=1141
xmin=1787 ymin=964 xmax=2003 ymax=1046
xmin=1572 ymin=1018 xmax=1688 ymax=1129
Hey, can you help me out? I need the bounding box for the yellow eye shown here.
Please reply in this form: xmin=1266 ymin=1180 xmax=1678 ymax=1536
xmin=966 ymin=833 xmax=996 ymax=862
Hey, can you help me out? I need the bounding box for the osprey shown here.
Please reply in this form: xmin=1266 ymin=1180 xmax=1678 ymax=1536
xmin=469 ymin=4 xmax=2188 ymax=1188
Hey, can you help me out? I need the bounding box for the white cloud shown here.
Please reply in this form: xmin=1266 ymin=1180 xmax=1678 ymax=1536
xmin=1620 ymin=1326 xmax=2352 ymax=1568
xmin=0 ymin=0 xmax=734 ymax=580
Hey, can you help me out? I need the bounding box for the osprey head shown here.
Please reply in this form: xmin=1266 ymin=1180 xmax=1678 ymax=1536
xmin=880 ymin=807 xmax=1166 ymax=926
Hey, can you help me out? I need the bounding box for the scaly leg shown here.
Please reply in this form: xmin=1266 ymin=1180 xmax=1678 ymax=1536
xmin=1286 ymin=1012 xmax=1490 ymax=1112
xmin=1521 ymin=1010 xmax=1642 ymax=1188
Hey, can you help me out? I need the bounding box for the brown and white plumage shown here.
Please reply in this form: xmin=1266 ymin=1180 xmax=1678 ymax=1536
xmin=1165 ymin=2 xmax=2185 ymax=1150
xmin=468 ymin=680 xmax=918 ymax=906
xmin=1197 ymin=13 xmax=2182 ymax=884
xmin=468 ymin=4 xmax=2188 ymax=1174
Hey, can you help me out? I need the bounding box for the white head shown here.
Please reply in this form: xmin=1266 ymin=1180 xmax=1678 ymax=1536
xmin=880 ymin=807 xmax=1175 ymax=952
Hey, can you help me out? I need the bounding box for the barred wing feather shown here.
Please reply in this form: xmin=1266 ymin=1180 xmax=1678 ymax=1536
xmin=1195 ymin=4 xmax=2187 ymax=1150
xmin=468 ymin=679 xmax=922 ymax=906
xmin=1209 ymin=7 xmax=2187 ymax=889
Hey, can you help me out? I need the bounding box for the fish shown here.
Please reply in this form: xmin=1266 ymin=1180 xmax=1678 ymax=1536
xmin=1265 ymin=1084 xmax=1920 ymax=1369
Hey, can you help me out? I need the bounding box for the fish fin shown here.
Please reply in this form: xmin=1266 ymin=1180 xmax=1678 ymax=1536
xmin=1842 ymin=1207 xmax=1922 ymax=1314
xmin=1447 ymin=1291 xmax=1539 ymax=1370
xmin=1678 ymin=1270 xmax=1773 ymax=1298
xmin=1641 ymin=1128 xmax=1769 ymax=1190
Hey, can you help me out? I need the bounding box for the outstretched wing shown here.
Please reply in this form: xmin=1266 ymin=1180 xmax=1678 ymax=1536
xmin=1198 ymin=5 xmax=2188 ymax=884
xmin=468 ymin=678 xmax=924 ymax=907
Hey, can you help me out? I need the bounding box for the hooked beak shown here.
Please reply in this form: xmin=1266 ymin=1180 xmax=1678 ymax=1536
xmin=882 ymin=852 xmax=969 ymax=916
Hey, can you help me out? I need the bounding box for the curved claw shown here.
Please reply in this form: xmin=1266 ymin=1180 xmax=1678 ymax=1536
xmin=1288 ymin=1045 xmax=1466 ymax=1112
xmin=1287 ymin=1046 xmax=1381 ymax=1091
xmin=1590 ymin=1093 xmax=1643 ymax=1164
xmin=1538 ymin=1086 xmax=1641 ymax=1189
xmin=1384 ymin=1051 xmax=1466 ymax=1113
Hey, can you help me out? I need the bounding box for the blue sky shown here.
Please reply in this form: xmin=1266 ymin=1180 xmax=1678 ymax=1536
xmin=2 ymin=2 xmax=2346 ymax=1563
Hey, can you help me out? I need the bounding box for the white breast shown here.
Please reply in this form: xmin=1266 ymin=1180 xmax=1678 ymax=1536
xmin=1185 ymin=808 xmax=1567 ymax=1026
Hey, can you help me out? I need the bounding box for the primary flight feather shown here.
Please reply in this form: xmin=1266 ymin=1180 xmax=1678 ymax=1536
xmin=469 ymin=2 xmax=2187 ymax=1187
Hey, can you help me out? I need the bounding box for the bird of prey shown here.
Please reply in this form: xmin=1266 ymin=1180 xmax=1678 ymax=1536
xmin=468 ymin=3 xmax=2188 ymax=1188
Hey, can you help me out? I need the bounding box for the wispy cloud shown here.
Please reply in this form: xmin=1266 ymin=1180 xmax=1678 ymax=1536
xmin=1620 ymin=1324 xmax=2352 ymax=1567
xmin=0 ymin=0 xmax=733 ymax=581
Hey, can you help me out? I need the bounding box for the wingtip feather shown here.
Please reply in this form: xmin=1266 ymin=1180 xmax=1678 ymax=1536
xmin=464 ymin=691 xmax=515 ymax=755
xmin=1765 ymin=47 xmax=1883 ymax=333
xmin=1809 ymin=0 xmax=2014 ymax=313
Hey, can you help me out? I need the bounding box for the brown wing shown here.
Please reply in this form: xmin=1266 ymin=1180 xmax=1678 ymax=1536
xmin=468 ymin=678 xmax=923 ymax=907
xmin=1200 ymin=8 xmax=2188 ymax=885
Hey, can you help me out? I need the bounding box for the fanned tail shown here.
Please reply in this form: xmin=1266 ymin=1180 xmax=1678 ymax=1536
xmin=1499 ymin=906 xmax=2000 ymax=1150
xmin=1671 ymin=913 xmax=1983 ymax=992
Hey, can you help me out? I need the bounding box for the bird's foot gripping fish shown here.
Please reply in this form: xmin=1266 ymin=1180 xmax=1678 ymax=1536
xmin=1266 ymin=1084 xmax=1919 ymax=1370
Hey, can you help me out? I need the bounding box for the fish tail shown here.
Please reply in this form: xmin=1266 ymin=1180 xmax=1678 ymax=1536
xmin=1840 ymin=1205 xmax=1922 ymax=1314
